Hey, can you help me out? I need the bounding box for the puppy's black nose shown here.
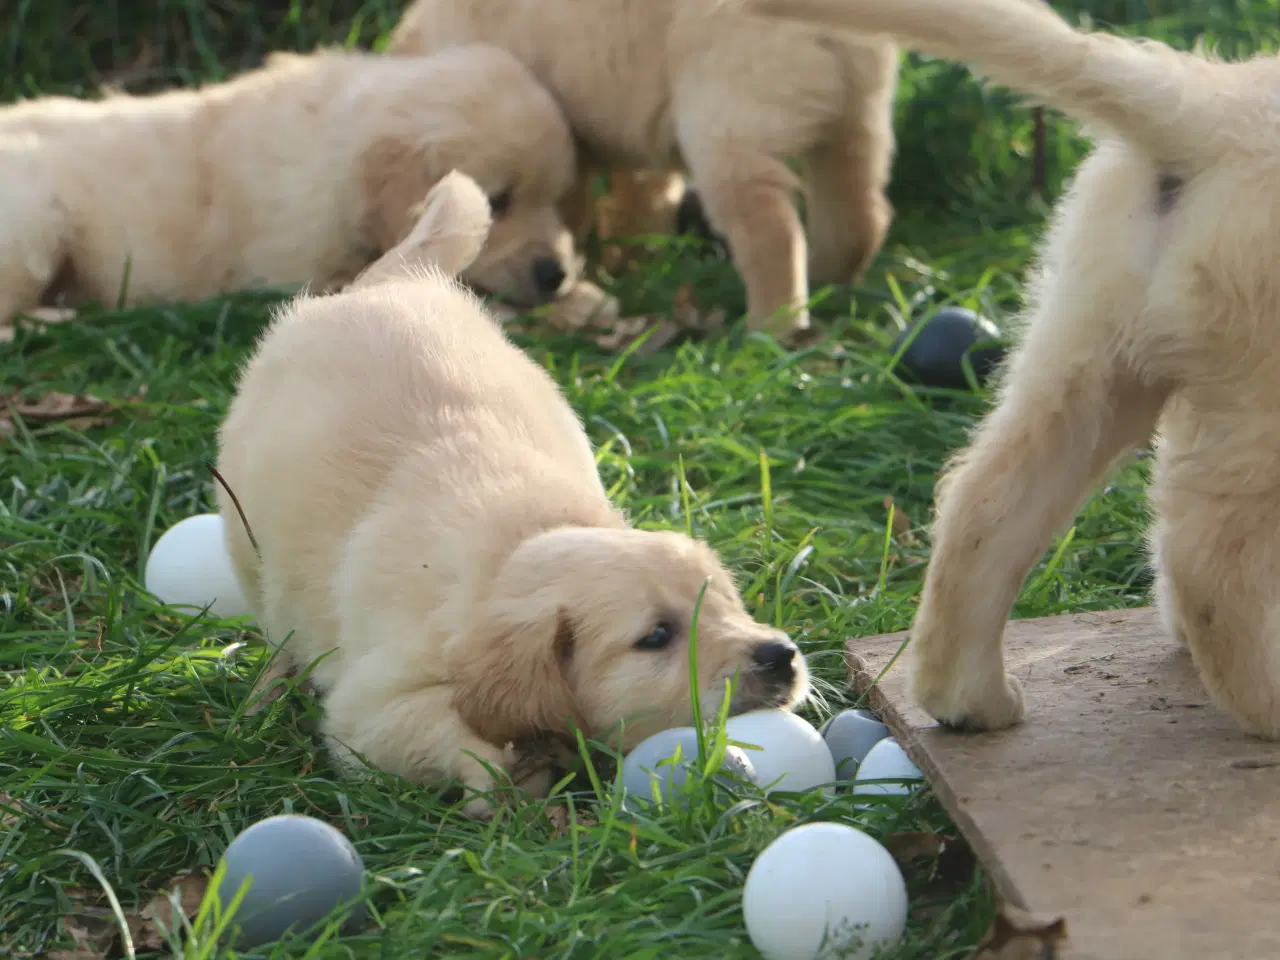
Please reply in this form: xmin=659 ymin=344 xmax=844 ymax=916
xmin=752 ymin=640 xmax=798 ymax=679
xmin=532 ymin=257 xmax=567 ymax=296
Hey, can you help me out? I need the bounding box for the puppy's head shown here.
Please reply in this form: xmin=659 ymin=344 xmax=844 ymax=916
xmin=452 ymin=527 xmax=810 ymax=751
xmin=360 ymin=47 xmax=578 ymax=308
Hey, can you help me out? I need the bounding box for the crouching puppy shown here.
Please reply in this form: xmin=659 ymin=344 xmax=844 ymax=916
xmin=215 ymin=172 xmax=808 ymax=817
xmin=0 ymin=44 xmax=578 ymax=326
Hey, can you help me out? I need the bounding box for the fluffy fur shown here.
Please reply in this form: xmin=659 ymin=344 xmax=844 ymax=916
xmin=215 ymin=172 xmax=809 ymax=817
xmin=386 ymin=0 xmax=899 ymax=340
xmin=754 ymin=0 xmax=1280 ymax=740
xmin=0 ymin=45 xmax=577 ymax=326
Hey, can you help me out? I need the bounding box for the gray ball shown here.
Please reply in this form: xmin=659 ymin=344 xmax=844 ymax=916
xmin=215 ymin=814 xmax=366 ymax=948
xmin=821 ymin=709 xmax=890 ymax=780
xmin=621 ymin=726 xmax=759 ymax=810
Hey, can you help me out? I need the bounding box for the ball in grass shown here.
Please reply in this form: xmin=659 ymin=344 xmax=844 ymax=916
xmin=724 ymin=709 xmax=836 ymax=794
xmin=742 ymin=821 xmax=908 ymax=960
xmin=144 ymin=513 xmax=249 ymax=618
xmin=215 ymin=814 xmax=367 ymax=948
xmin=820 ymin=709 xmax=890 ymax=780
xmin=852 ymin=738 xmax=925 ymax=798
xmin=620 ymin=726 xmax=758 ymax=810
xmin=890 ymin=306 xmax=1005 ymax=390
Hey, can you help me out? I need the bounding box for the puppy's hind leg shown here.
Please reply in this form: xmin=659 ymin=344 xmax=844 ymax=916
xmin=1152 ymin=481 xmax=1280 ymax=739
xmin=909 ymin=150 xmax=1173 ymax=731
xmin=912 ymin=317 xmax=1168 ymax=730
xmin=674 ymin=107 xmax=811 ymax=340
xmin=803 ymin=43 xmax=898 ymax=286
xmin=352 ymin=171 xmax=493 ymax=289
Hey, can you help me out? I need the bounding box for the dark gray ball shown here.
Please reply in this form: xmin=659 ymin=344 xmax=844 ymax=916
xmin=621 ymin=727 xmax=758 ymax=810
xmin=820 ymin=709 xmax=890 ymax=780
xmin=890 ymin=307 xmax=1005 ymax=390
xmin=215 ymin=814 xmax=366 ymax=948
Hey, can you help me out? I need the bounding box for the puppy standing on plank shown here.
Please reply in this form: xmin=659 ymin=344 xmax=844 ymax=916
xmin=753 ymin=0 xmax=1280 ymax=741
xmin=215 ymin=172 xmax=809 ymax=818
xmin=387 ymin=0 xmax=899 ymax=341
xmin=0 ymin=45 xmax=577 ymax=329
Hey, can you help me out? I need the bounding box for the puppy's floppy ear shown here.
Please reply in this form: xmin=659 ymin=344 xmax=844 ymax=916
xmin=452 ymin=605 xmax=586 ymax=747
xmin=359 ymin=135 xmax=441 ymax=252
xmin=352 ymin=171 xmax=493 ymax=288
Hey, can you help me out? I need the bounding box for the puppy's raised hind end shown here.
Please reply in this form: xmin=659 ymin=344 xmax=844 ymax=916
xmin=353 ymin=171 xmax=493 ymax=289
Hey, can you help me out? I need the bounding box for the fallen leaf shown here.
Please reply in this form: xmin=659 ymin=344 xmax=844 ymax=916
xmin=9 ymin=391 xmax=110 ymax=421
xmin=135 ymin=872 xmax=209 ymax=949
xmin=544 ymin=805 xmax=600 ymax=838
xmin=971 ymin=902 xmax=1068 ymax=959
xmin=52 ymin=911 xmax=120 ymax=960
xmin=882 ymin=831 xmax=943 ymax=868
xmin=883 ymin=495 xmax=916 ymax=545
xmin=0 ymin=792 xmax=17 ymax=829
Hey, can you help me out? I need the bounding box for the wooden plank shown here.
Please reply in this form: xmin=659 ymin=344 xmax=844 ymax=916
xmin=846 ymin=607 xmax=1280 ymax=960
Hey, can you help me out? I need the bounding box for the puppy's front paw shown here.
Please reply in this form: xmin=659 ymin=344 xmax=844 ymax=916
xmin=461 ymin=795 xmax=497 ymax=820
xmin=909 ymin=665 xmax=1026 ymax=732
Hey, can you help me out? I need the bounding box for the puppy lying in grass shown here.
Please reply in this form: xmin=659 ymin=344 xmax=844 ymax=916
xmin=215 ymin=172 xmax=808 ymax=817
xmin=755 ymin=0 xmax=1280 ymax=741
xmin=387 ymin=0 xmax=899 ymax=342
xmin=0 ymin=45 xmax=577 ymax=328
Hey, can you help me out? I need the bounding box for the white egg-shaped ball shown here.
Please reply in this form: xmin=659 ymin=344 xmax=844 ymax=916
xmin=852 ymin=738 xmax=924 ymax=797
xmin=724 ymin=709 xmax=835 ymax=794
xmin=620 ymin=726 xmax=759 ymax=811
xmin=743 ymin=821 xmax=908 ymax=960
xmin=821 ymin=709 xmax=890 ymax=780
xmin=144 ymin=513 xmax=250 ymax=618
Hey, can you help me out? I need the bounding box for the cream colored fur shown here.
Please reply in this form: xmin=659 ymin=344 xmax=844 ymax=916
xmin=755 ymin=0 xmax=1280 ymax=740
xmin=215 ymin=172 xmax=809 ymax=817
xmin=387 ymin=0 xmax=899 ymax=340
xmin=0 ymin=45 xmax=578 ymax=325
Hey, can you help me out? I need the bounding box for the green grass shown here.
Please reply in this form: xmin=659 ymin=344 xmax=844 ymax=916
xmin=4 ymin=1 xmax=1278 ymax=957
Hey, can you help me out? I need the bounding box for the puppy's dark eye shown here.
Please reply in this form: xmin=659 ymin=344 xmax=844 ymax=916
xmin=634 ymin=620 xmax=676 ymax=651
xmin=489 ymin=189 xmax=512 ymax=217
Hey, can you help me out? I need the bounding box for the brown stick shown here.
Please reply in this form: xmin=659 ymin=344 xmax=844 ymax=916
xmin=206 ymin=461 xmax=260 ymax=557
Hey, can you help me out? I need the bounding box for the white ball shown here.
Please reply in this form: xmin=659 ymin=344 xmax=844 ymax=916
xmin=723 ymin=709 xmax=836 ymax=794
xmin=743 ymin=822 xmax=908 ymax=960
xmin=852 ymin=738 xmax=924 ymax=797
xmin=144 ymin=513 xmax=250 ymax=618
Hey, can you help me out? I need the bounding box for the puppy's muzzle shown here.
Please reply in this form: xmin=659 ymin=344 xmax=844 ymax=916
xmin=532 ymin=256 xmax=568 ymax=298
xmin=752 ymin=639 xmax=800 ymax=685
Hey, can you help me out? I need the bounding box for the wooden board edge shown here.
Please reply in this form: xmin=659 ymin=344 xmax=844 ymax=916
xmin=845 ymin=641 xmax=1029 ymax=912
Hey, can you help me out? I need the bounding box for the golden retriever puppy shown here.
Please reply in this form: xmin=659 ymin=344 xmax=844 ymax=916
xmin=215 ymin=172 xmax=808 ymax=817
xmin=0 ymin=44 xmax=577 ymax=327
xmin=386 ymin=0 xmax=899 ymax=341
xmin=754 ymin=0 xmax=1280 ymax=741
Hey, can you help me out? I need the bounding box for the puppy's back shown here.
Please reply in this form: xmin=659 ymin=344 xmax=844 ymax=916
xmin=216 ymin=274 xmax=602 ymax=639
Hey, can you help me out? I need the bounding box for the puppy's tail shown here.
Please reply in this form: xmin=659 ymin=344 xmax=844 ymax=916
xmin=746 ymin=0 xmax=1228 ymax=171
xmin=352 ymin=171 xmax=493 ymax=289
